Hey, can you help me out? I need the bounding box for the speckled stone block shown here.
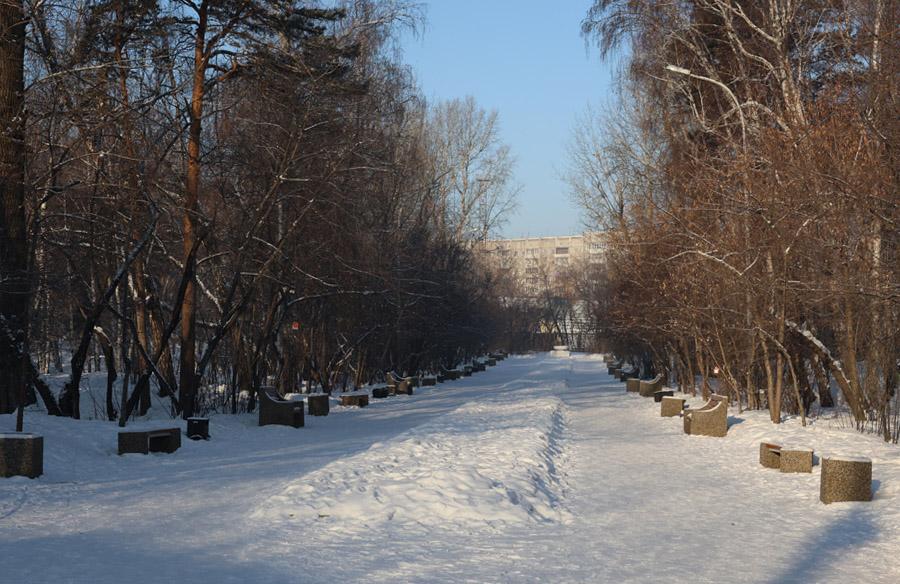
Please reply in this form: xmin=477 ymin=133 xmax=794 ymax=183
xmin=626 ymin=379 xmax=641 ymax=393
xmin=780 ymin=448 xmax=813 ymax=473
xmin=820 ymin=457 xmax=872 ymax=503
xmin=0 ymin=433 xmax=43 ymax=478
xmin=660 ymin=397 xmax=685 ymax=417
xmin=759 ymin=442 xmax=782 ymax=469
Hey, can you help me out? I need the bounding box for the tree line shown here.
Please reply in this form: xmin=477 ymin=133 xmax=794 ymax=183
xmin=574 ymin=0 xmax=899 ymax=440
xmin=0 ymin=0 xmax=520 ymax=427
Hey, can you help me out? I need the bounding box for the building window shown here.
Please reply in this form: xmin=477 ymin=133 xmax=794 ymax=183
xmin=555 ymin=247 xmax=569 ymax=255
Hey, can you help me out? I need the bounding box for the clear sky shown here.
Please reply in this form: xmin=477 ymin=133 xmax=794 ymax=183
xmin=401 ymin=0 xmax=617 ymax=238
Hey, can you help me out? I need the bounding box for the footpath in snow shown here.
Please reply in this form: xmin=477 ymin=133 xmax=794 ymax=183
xmin=2 ymin=353 xmax=899 ymax=583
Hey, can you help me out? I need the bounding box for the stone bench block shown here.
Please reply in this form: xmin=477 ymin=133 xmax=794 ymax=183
xmin=340 ymin=394 xmax=369 ymax=407
xmin=118 ymin=428 xmax=181 ymax=455
xmin=780 ymin=448 xmax=814 ymax=473
xmin=820 ymin=457 xmax=872 ymax=504
xmin=307 ymin=394 xmax=330 ymax=415
xmin=759 ymin=442 xmax=782 ymax=469
xmin=653 ymin=390 xmax=674 ymax=403
xmin=660 ymin=397 xmax=685 ymax=417
xmin=187 ymin=417 xmax=210 ymax=440
xmin=0 ymin=433 xmax=43 ymax=478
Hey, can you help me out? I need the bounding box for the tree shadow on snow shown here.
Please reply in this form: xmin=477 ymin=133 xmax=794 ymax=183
xmin=765 ymin=506 xmax=879 ymax=584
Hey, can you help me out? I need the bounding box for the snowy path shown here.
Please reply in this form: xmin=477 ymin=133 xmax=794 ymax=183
xmin=2 ymin=354 xmax=899 ymax=583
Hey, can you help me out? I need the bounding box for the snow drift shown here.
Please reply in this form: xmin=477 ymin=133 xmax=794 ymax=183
xmin=252 ymin=394 xmax=571 ymax=533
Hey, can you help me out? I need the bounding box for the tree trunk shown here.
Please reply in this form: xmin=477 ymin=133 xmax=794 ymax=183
xmin=0 ymin=1 xmax=29 ymax=424
xmin=179 ymin=2 xmax=208 ymax=419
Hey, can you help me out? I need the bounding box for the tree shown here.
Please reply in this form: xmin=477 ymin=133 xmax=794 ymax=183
xmin=0 ymin=0 xmax=29 ymax=429
xmin=425 ymin=96 xmax=519 ymax=243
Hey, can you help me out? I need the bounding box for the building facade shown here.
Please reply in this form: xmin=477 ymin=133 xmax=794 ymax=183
xmin=478 ymin=233 xmax=605 ymax=295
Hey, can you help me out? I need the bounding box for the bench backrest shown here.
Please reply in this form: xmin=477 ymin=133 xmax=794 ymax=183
xmin=260 ymin=386 xmax=289 ymax=404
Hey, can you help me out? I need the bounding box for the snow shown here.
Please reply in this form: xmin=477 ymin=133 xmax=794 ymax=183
xmin=252 ymin=396 xmax=570 ymax=530
xmin=0 ymin=433 xmax=39 ymax=439
xmin=2 ymin=353 xmax=900 ymax=583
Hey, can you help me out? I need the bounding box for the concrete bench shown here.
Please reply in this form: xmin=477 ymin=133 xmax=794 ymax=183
xmin=340 ymin=393 xmax=369 ymax=407
xmin=820 ymin=456 xmax=872 ymax=503
xmin=307 ymin=393 xmax=330 ymax=415
xmin=259 ymin=387 xmax=304 ymax=428
xmin=387 ymin=372 xmax=414 ymax=395
xmin=653 ymin=390 xmax=674 ymax=402
xmin=760 ymin=442 xmax=814 ymax=473
xmin=781 ymin=447 xmax=814 ymax=473
xmin=422 ymin=376 xmax=437 ymax=386
xmin=625 ymin=378 xmax=641 ymax=393
xmin=371 ymin=386 xmax=391 ymax=399
xmin=759 ymin=442 xmax=782 ymax=469
xmin=187 ymin=417 xmax=210 ymax=440
xmin=683 ymin=395 xmax=728 ymax=437
xmin=639 ymin=375 xmax=663 ymax=397
xmin=118 ymin=427 xmax=181 ymax=455
xmin=619 ymin=368 xmax=637 ymax=382
xmin=0 ymin=433 xmax=43 ymax=478
xmin=660 ymin=396 xmax=685 ymax=417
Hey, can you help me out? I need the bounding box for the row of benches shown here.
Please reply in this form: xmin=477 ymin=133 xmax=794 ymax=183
xmin=605 ymin=354 xmax=873 ymax=504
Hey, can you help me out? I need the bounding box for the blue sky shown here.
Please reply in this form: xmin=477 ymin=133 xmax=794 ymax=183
xmin=401 ymin=0 xmax=617 ymax=238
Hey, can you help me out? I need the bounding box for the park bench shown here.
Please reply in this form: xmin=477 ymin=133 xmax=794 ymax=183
xmin=340 ymin=392 xmax=369 ymax=407
xmin=639 ymin=375 xmax=663 ymax=397
xmin=387 ymin=372 xmax=414 ymax=395
xmin=607 ymin=360 xmax=623 ymax=375
xmin=440 ymin=367 xmax=461 ymax=381
xmin=307 ymin=393 xmax=330 ymax=416
xmin=660 ymin=396 xmax=685 ymax=417
xmin=758 ymin=442 xmax=813 ymax=473
xmin=683 ymin=394 xmax=728 ymax=437
xmin=372 ymin=386 xmax=391 ymax=399
xmin=820 ymin=456 xmax=872 ymax=504
xmin=259 ymin=386 xmax=304 ymax=428
xmin=653 ymin=390 xmax=674 ymax=402
xmin=0 ymin=433 xmax=43 ymax=478
xmin=118 ymin=427 xmax=181 ymax=455
xmin=422 ymin=375 xmax=437 ymax=386
xmin=187 ymin=417 xmax=210 ymax=440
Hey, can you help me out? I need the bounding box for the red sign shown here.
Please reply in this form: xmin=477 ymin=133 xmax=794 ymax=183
xmin=291 ymin=322 xmax=300 ymax=330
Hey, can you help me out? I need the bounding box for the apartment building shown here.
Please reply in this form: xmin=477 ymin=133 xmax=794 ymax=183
xmin=478 ymin=233 xmax=606 ymax=295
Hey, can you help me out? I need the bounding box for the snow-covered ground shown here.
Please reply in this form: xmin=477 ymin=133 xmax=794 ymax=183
xmin=2 ymin=353 xmax=899 ymax=583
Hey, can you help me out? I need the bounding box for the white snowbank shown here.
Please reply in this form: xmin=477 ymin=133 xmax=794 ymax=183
xmin=252 ymin=395 xmax=570 ymax=532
